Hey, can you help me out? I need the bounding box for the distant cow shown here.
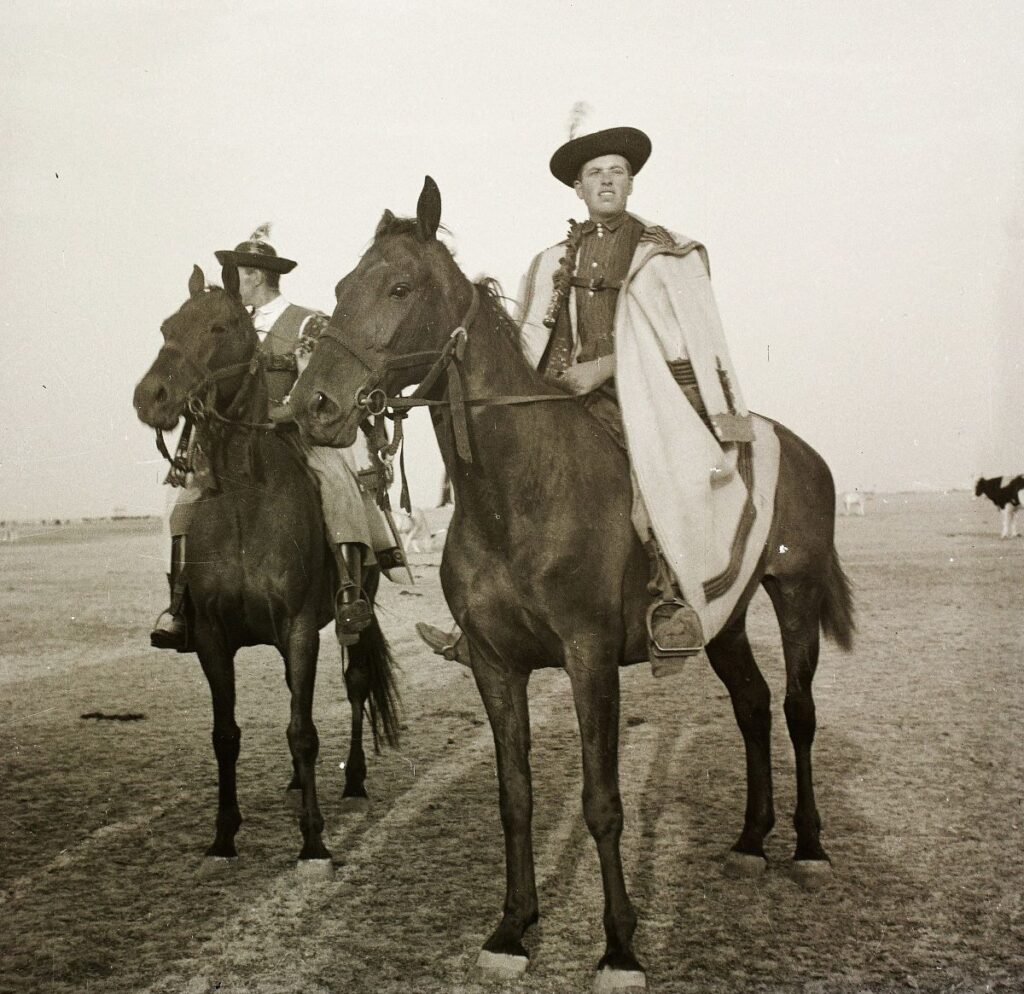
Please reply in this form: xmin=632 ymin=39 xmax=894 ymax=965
xmin=392 ymin=505 xmax=454 ymax=553
xmin=841 ymin=492 xmax=867 ymax=516
xmin=974 ymin=475 xmax=1024 ymax=538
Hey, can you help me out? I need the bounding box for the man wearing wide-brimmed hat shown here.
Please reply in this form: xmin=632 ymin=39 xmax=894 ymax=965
xmin=418 ymin=112 xmax=778 ymax=674
xmin=151 ymin=226 xmax=409 ymax=652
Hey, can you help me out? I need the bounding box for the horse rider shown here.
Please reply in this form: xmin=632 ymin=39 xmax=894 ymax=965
xmin=417 ymin=120 xmax=753 ymax=668
xmin=151 ymin=226 xmax=409 ymax=652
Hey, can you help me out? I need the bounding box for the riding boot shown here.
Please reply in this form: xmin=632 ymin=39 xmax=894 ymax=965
xmin=333 ymin=543 xmax=373 ymax=647
xmin=415 ymin=622 xmax=472 ymax=667
xmin=150 ymin=535 xmax=193 ymax=652
xmin=642 ymin=537 xmax=704 ymax=672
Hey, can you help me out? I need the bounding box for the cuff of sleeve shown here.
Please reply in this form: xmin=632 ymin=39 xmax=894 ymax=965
xmin=711 ymin=413 xmax=755 ymax=443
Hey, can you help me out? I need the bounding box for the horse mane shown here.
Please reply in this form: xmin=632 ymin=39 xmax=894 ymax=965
xmin=471 ymin=277 xmax=565 ymax=393
xmin=372 ymin=215 xmax=564 ymax=395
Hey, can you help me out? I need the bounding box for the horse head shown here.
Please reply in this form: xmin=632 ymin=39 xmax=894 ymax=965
xmin=292 ymin=176 xmax=471 ymax=448
xmin=133 ymin=265 xmax=257 ymax=430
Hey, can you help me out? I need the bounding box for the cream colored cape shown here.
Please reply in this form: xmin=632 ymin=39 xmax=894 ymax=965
xmin=515 ymin=220 xmax=780 ymax=641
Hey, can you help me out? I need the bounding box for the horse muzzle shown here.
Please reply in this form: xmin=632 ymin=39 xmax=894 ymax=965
xmin=296 ymin=387 xmax=362 ymax=448
xmin=133 ymin=372 xmax=183 ymax=431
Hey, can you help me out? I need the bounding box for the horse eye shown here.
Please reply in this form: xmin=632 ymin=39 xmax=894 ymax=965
xmin=390 ymin=284 xmax=411 ymax=299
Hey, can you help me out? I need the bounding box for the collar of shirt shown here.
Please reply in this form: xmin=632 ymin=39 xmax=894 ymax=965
xmin=251 ymin=294 xmax=289 ymax=335
xmin=581 ymin=212 xmax=628 ymax=235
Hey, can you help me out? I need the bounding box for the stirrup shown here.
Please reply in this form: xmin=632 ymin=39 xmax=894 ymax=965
xmin=150 ymin=610 xmax=192 ymax=652
xmin=646 ymin=598 xmax=704 ymax=659
xmin=334 ymin=587 xmax=372 ymax=633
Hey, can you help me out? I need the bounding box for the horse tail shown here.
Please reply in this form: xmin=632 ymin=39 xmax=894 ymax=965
xmin=350 ymin=615 xmax=402 ymax=752
xmin=820 ymin=547 xmax=855 ymax=651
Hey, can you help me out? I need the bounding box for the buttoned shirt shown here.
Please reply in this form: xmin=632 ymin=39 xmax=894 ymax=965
xmin=573 ymin=212 xmax=646 ymax=362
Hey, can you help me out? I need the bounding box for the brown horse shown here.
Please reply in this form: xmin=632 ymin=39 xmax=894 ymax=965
xmin=133 ymin=265 xmax=400 ymax=872
xmin=290 ymin=179 xmax=854 ymax=988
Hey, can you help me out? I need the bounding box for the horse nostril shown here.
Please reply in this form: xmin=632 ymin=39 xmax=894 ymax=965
xmin=312 ymin=391 xmax=326 ymax=414
xmin=154 ymin=384 xmax=167 ymax=405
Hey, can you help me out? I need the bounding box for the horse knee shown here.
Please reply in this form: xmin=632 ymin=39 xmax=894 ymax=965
xmin=344 ymin=662 xmax=370 ymax=704
xmin=211 ymin=725 xmax=241 ymax=761
xmin=581 ymin=788 xmax=624 ymax=840
xmin=783 ymin=692 xmax=816 ymax=742
xmin=287 ymin=720 xmax=320 ymax=763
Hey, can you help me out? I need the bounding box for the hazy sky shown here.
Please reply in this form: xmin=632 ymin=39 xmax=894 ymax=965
xmin=2 ymin=1 xmax=1022 ymax=519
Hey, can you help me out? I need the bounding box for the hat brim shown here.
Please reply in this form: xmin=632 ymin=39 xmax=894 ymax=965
xmin=549 ymin=126 xmax=652 ymax=187
xmin=214 ymin=250 xmax=297 ymax=274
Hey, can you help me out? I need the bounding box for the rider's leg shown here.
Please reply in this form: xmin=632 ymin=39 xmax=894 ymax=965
xmin=333 ymin=542 xmax=372 ymax=646
xmin=151 ymin=534 xmax=191 ymax=651
xmin=632 ymin=485 xmax=704 ymax=658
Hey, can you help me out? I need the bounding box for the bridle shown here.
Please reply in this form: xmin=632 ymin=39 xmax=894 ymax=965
xmin=313 ymin=284 xmax=578 ymax=473
xmin=153 ymin=342 xmax=271 ymax=486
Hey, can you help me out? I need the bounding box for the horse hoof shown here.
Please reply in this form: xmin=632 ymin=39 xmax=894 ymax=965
xmin=296 ymin=858 xmax=334 ymax=880
xmin=338 ymin=795 xmax=371 ymax=813
xmin=198 ymin=855 xmax=238 ymax=876
xmin=790 ymin=859 xmax=832 ymax=890
xmin=594 ymin=967 xmax=647 ymax=993
xmin=723 ymin=851 xmax=767 ymax=878
xmin=476 ymin=949 xmax=528 ymax=978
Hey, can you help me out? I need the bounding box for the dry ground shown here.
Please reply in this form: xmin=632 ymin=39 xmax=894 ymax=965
xmin=1 ymin=494 xmax=1022 ymax=994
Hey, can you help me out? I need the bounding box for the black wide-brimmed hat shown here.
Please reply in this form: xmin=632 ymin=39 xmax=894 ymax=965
xmin=214 ymin=224 xmax=297 ymax=274
xmin=549 ymin=126 xmax=652 ymax=187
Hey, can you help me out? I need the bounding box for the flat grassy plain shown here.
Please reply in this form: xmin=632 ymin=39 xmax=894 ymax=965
xmin=1 ymin=495 xmax=1021 ymax=994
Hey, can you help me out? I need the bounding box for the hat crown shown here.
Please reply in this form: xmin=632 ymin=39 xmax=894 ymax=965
xmin=232 ymin=238 xmax=278 ymax=258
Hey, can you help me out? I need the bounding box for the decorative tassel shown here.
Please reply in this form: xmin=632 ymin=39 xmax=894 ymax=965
xmin=543 ymin=219 xmax=585 ymax=329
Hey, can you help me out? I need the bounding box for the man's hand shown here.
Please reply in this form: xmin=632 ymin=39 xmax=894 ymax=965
xmin=557 ymin=356 xmax=614 ymax=395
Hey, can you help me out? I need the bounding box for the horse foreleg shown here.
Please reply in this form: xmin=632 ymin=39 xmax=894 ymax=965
xmin=765 ymin=577 xmax=832 ymax=883
xmin=341 ymin=650 xmax=370 ymax=804
xmin=566 ymin=648 xmax=644 ymax=987
xmin=197 ymin=634 xmax=242 ymax=859
xmin=705 ymin=614 xmax=775 ymax=872
xmin=284 ymin=618 xmax=332 ymax=867
xmin=471 ymin=655 xmax=537 ymax=976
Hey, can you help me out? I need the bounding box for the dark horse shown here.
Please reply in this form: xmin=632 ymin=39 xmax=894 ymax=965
xmin=133 ymin=265 xmax=400 ymax=872
xmin=290 ymin=179 xmax=854 ymax=988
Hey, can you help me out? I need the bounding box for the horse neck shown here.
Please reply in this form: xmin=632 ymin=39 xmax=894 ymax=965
xmin=195 ymin=355 xmax=272 ymax=483
xmin=426 ymin=278 xmax=574 ymax=509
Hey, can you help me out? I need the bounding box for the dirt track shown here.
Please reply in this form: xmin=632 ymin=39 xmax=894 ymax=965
xmin=1 ymin=494 xmax=1022 ymax=994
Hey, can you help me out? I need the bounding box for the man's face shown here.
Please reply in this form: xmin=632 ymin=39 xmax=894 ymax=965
xmin=574 ymin=154 xmax=633 ymax=220
xmin=237 ymin=266 xmax=265 ymax=307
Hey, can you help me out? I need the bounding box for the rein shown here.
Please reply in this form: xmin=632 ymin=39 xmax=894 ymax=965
xmin=316 ymin=284 xmax=578 ymax=470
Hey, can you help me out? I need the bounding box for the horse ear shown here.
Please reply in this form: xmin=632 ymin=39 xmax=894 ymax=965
xmin=375 ymin=209 xmax=396 ymax=237
xmin=188 ymin=265 xmax=205 ymax=298
xmin=416 ymin=176 xmax=441 ymax=241
xmin=221 ymin=263 xmax=240 ymax=299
